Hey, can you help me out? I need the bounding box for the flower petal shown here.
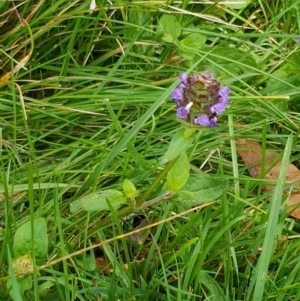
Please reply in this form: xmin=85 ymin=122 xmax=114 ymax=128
xmin=179 ymin=73 xmax=188 ymax=85
xmin=194 ymin=115 xmax=210 ymax=126
xmin=176 ymin=107 xmax=189 ymax=119
xmin=194 ymin=115 xmax=217 ymax=127
xmin=209 ymin=117 xmax=217 ymax=128
xmin=171 ymin=88 xmax=184 ymax=102
xmin=210 ymin=102 xmax=227 ymax=115
xmin=219 ymin=86 xmax=230 ymax=96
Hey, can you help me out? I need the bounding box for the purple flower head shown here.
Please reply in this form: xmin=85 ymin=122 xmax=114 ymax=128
xmin=171 ymin=71 xmax=230 ymax=127
xmin=297 ymin=37 xmax=300 ymax=43
xmin=194 ymin=115 xmax=217 ymax=128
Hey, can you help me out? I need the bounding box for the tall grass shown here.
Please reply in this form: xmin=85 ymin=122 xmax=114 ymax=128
xmin=1 ymin=0 xmax=300 ymax=300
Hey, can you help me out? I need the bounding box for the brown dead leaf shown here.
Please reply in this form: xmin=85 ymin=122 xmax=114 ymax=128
xmin=0 ymin=53 xmax=31 ymax=87
xmin=95 ymin=257 xmax=113 ymax=272
xmin=286 ymin=193 xmax=300 ymax=219
xmin=236 ymin=138 xmax=300 ymax=218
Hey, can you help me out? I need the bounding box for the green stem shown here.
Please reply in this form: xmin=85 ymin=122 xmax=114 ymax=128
xmin=135 ymin=157 xmax=178 ymax=207
xmin=88 ymin=157 xmax=178 ymax=236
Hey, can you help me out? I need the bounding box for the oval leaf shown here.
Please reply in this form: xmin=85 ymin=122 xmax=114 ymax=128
xmin=179 ymin=33 xmax=207 ymax=50
xmin=199 ymin=271 xmax=226 ymax=301
xmin=13 ymin=217 xmax=48 ymax=259
xmin=161 ymin=128 xmax=195 ymax=164
xmin=123 ymin=179 xmax=140 ymax=199
xmin=7 ymin=275 xmax=32 ymax=300
xmin=70 ymin=190 xmax=127 ymax=213
xmin=167 ymin=152 xmax=190 ymax=193
xmin=203 ymin=48 xmax=257 ymax=76
xmin=171 ymin=173 xmax=228 ymax=208
xmin=157 ymin=15 xmax=181 ymax=43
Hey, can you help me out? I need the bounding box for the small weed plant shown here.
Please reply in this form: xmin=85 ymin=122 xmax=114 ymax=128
xmin=1 ymin=0 xmax=300 ymax=300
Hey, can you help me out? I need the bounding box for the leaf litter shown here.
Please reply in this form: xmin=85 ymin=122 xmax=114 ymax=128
xmin=236 ymin=139 xmax=300 ymax=219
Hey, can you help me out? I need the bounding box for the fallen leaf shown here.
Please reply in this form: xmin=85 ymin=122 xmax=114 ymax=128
xmin=95 ymin=257 xmax=113 ymax=271
xmin=284 ymin=193 xmax=300 ymax=219
xmin=236 ymin=139 xmax=300 ymax=218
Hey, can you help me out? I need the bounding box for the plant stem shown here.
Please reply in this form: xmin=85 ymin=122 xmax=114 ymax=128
xmin=88 ymin=157 xmax=178 ymax=236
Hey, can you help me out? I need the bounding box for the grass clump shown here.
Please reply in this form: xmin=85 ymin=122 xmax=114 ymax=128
xmin=1 ymin=0 xmax=300 ymax=300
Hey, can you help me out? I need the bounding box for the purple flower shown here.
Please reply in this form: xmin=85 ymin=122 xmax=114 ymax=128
xmin=171 ymin=88 xmax=184 ymax=102
xmin=194 ymin=115 xmax=217 ymax=128
xmin=210 ymin=102 xmax=227 ymax=115
xmin=178 ymin=83 xmax=185 ymax=89
xmin=171 ymin=71 xmax=230 ymax=127
xmin=209 ymin=117 xmax=217 ymax=128
xmin=176 ymin=107 xmax=189 ymax=119
xmin=176 ymin=102 xmax=193 ymax=119
xmin=217 ymin=86 xmax=230 ymax=105
xmin=179 ymin=73 xmax=188 ymax=85
xmin=218 ymin=86 xmax=230 ymax=97
xmin=297 ymin=37 xmax=300 ymax=43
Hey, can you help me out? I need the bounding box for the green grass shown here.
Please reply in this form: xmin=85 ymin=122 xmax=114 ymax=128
xmin=1 ymin=0 xmax=300 ymax=300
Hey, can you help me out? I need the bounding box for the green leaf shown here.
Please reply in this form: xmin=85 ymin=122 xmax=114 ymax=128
xmin=0 ymin=183 xmax=78 ymax=193
xmin=6 ymin=248 xmax=23 ymax=301
xmin=222 ymin=0 xmax=251 ymax=9
xmin=13 ymin=217 xmax=48 ymax=259
xmin=287 ymin=50 xmax=300 ymax=73
xmin=203 ymin=48 xmax=257 ymax=76
xmin=161 ymin=128 xmax=196 ymax=164
xmin=77 ymin=255 xmax=97 ymax=272
xmin=0 ymin=0 xmax=9 ymax=11
xmin=264 ymin=67 xmax=300 ymax=97
xmin=171 ymin=173 xmax=228 ymax=208
xmin=123 ymin=179 xmax=140 ymax=199
xmin=261 ymin=50 xmax=300 ymax=97
xmin=70 ymin=190 xmax=127 ymax=213
xmin=126 ymin=10 xmax=149 ymax=38
xmin=7 ymin=276 xmax=32 ymax=300
xmin=199 ymin=271 xmax=226 ymax=301
xmin=179 ymin=33 xmax=206 ymax=50
xmin=157 ymin=15 xmax=181 ymax=43
xmin=166 ymin=152 xmax=190 ymax=193
xmin=176 ymin=33 xmax=207 ymax=61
